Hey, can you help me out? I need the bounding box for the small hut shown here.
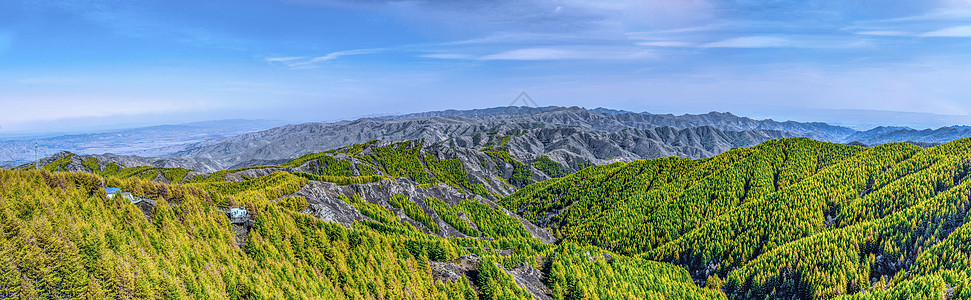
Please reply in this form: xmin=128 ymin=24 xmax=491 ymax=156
xmin=220 ymin=206 xmax=250 ymax=224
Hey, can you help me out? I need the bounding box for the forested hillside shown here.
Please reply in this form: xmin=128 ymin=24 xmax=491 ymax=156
xmin=0 ymin=163 xmax=720 ymax=299
xmin=504 ymin=137 xmax=971 ymax=299
xmin=20 ymin=138 xmax=564 ymax=200
xmin=5 ymin=137 xmax=971 ymax=299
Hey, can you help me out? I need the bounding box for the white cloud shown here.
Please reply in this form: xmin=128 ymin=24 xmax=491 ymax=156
xmin=636 ymin=41 xmax=692 ymax=47
xmin=420 ymin=53 xmax=474 ymax=60
xmin=702 ymin=36 xmax=792 ymax=48
xmin=855 ymin=30 xmax=910 ymax=37
xmin=265 ymin=56 xmax=305 ymax=62
xmin=475 ymin=47 xmax=654 ymax=61
xmin=479 ymin=48 xmax=578 ymax=60
xmin=921 ymin=25 xmax=971 ymax=37
xmin=308 ymin=49 xmax=381 ymax=63
xmin=266 ymin=48 xmax=383 ymax=68
xmin=701 ymin=36 xmax=872 ymax=49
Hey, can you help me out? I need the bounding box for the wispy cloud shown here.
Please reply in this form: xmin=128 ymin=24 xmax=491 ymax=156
xmin=419 ymin=53 xmax=475 ymax=60
xmin=854 ymin=30 xmax=911 ymax=37
xmin=636 ymin=41 xmax=692 ymax=47
xmin=921 ymin=25 xmax=971 ymax=37
xmin=266 ymin=48 xmax=383 ymax=68
xmin=851 ymin=25 xmax=971 ymax=38
xmin=702 ymin=36 xmax=792 ymax=48
xmin=265 ymin=56 xmax=305 ymax=63
xmin=423 ymin=46 xmax=654 ymax=61
xmin=860 ymin=6 xmax=971 ymax=24
xmin=701 ymin=36 xmax=871 ymax=49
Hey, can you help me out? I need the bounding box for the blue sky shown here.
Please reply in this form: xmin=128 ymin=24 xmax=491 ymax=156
xmin=1 ymin=0 xmax=970 ymax=133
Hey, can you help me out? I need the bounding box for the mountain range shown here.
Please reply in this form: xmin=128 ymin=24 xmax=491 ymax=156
xmin=7 ymin=106 xmax=971 ymax=299
xmin=5 ymin=106 xmax=971 ymax=175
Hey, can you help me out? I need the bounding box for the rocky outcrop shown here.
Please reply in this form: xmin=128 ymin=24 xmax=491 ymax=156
xmin=430 ymin=254 xmax=482 ymax=284
xmin=505 ymin=262 xmax=552 ymax=300
xmin=285 ymin=178 xmax=555 ymax=242
xmin=430 ymin=254 xmax=554 ymax=300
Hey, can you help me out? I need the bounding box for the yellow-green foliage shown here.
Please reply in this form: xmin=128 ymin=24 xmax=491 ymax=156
xmin=285 ymin=140 xmax=490 ymax=195
xmin=332 ymin=139 xmax=380 ymax=156
xmin=193 ymin=171 xmax=308 ymax=207
xmin=13 ymin=137 xmax=971 ymax=300
xmin=282 ymin=151 xmax=331 ymax=168
xmin=362 ymin=140 xmax=433 ymax=184
xmin=356 ymin=163 xmax=379 ymax=176
xmin=723 ymin=145 xmax=971 ymax=298
xmin=282 ymin=152 xmax=356 ymax=177
xmin=486 ymin=150 xmax=532 ymax=187
xmin=81 ymin=157 xmax=99 ymax=173
xmin=342 ymin=194 xmax=407 ymax=229
xmin=832 ymin=274 xmax=950 ymax=300
xmin=0 ymin=165 xmax=730 ymax=299
xmin=41 ymin=154 xmax=74 ymax=172
xmin=276 ymin=196 xmax=308 ymax=211
xmin=291 ymin=172 xmax=386 ymax=185
xmin=233 ymin=139 xmax=517 ymax=196
xmin=0 ymin=169 xmax=485 ymax=299
xmin=477 ymin=256 xmax=534 ymax=300
xmin=389 ymin=194 xmax=439 ymax=233
xmin=425 ymin=154 xmax=488 ymax=196
xmin=531 ymin=155 xmax=564 ymax=178
xmin=505 ymin=137 xmax=971 ymax=299
xmin=184 ymin=166 xmax=277 ymax=184
xmin=547 ymin=243 xmax=727 ymax=300
xmin=186 ymin=169 xmax=229 ymax=183
xmin=98 ymin=164 xmax=192 ymax=183
xmin=454 ymin=200 xmax=530 ymax=239
xmin=426 ymin=197 xmax=480 ymax=237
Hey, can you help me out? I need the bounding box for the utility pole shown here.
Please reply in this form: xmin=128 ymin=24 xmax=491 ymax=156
xmin=34 ymin=143 xmax=38 ymax=170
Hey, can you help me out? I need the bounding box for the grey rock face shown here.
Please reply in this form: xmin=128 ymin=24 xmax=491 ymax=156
xmin=284 ymin=177 xmax=555 ymax=242
xmin=170 ymin=106 xmax=850 ymax=170
xmin=506 ymin=262 xmax=553 ymax=300
xmin=430 ymin=254 xmax=481 ymax=284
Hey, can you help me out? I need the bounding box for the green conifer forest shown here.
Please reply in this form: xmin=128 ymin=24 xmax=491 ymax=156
xmin=4 ymin=138 xmax=971 ymax=299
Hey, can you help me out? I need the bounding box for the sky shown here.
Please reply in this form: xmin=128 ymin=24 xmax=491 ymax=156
xmin=1 ymin=0 xmax=970 ymax=134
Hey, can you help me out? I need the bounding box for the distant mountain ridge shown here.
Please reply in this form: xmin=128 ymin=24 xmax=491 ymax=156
xmin=6 ymin=106 xmax=971 ymax=173
xmin=172 ymin=107 xmax=807 ymax=171
xmin=388 ymin=106 xmax=854 ymax=140
xmin=160 ymin=106 xmax=971 ymax=171
xmin=846 ymin=126 xmax=971 ymax=146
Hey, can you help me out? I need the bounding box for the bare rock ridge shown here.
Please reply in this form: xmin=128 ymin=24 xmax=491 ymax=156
xmin=172 ymin=106 xmax=819 ymax=171
xmin=11 ymin=106 xmax=971 ymax=172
